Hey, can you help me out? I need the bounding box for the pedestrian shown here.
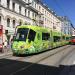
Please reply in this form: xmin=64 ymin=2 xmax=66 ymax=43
xmin=4 ymin=40 xmax=7 ymax=48
xmin=3 ymin=40 xmax=8 ymax=53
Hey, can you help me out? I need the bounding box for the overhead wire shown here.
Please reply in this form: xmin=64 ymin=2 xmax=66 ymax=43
xmin=53 ymin=0 xmax=72 ymax=23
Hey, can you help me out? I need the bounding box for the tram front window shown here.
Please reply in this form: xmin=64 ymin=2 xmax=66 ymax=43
xmin=28 ymin=29 xmax=36 ymax=42
xmin=15 ymin=28 xmax=29 ymax=41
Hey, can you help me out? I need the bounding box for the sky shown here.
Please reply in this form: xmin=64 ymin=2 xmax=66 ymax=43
xmin=43 ymin=0 xmax=75 ymax=27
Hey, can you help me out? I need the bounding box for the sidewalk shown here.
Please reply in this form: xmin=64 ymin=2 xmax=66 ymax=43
xmin=0 ymin=47 xmax=12 ymax=58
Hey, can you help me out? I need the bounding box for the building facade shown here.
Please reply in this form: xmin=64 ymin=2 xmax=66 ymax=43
xmin=59 ymin=16 xmax=73 ymax=36
xmin=0 ymin=0 xmax=63 ymax=48
xmin=0 ymin=0 xmax=40 ymax=46
xmin=37 ymin=2 xmax=62 ymax=32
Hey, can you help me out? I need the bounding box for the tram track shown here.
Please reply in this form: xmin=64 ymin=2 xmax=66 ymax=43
xmin=0 ymin=45 xmax=71 ymax=64
xmin=38 ymin=45 xmax=75 ymax=66
xmin=55 ymin=45 xmax=75 ymax=66
xmin=9 ymin=45 xmax=73 ymax=75
xmin=0 ymin=45 xmax=70 ymax=61
xmin=2 ymin=45 xmax=70 ymax=61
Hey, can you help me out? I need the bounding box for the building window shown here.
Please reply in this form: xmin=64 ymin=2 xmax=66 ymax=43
xmin=45 ymin=11 xmax=46 ymax=15
xmin=43 ymin=17 xmax=44 ymax=21
xmin=28 ymin=0 xmax=30 ymax=3
xmin=0 ymin=0 xmax=1 ymax=4
xmin=32 ymin=0 xmax=34 ymax=6
xmin=24 ymin=0 xmax=26 ymax=2
xmin=7 ymin=0 xmax=10 ymax=8
xmin=42 ymin=9 xmax=44 ymax=13
xmin=7 ymin=18 xmax=10 ymax=27
xmin=39 ymin=6 xmax=41 ymax=11
xmin=19 ymin=6 xmax=21 ymax=14
xmin=0 ymin=16 xmax=1 ymax=25
xmin=13 ymin=20 xmax=15 ymax=28
xmin=35 ymin=14 xmax=37 ymax=19
xmin=19 ymin=21 xmax=22 ymax=25
xmin=35 ymin=3 xmax=36 ymax=8
xmin=25 ymin=9 xmax=27 ymax=16
xmin=28 ymin=10 xmax=30 ymax=17
xmin=12 ymin=2 xmax=15 ymax=11
xmin=32 ymin=12 xmax=34 ymax=18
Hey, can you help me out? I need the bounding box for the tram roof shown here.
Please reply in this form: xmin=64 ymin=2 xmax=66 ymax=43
xmin=17 ymin=25 xmax=51 ymax=33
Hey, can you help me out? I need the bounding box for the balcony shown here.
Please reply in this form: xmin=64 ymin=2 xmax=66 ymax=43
xmin=16 ymin=0 xmax=29 ymax=6
xmin=16 ymin=0 xmax=39 ymax=14
xmin=53 ymin=25 xmax=56 ymax=29
xmin=28 ymin=6 xmax=39 ymax=14
xmin=39 ymin=20 xmax=44 ymax=24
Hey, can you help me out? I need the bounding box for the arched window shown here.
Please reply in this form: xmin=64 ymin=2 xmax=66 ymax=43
xmin=19 ymin=21 xmax=22 ymax=25
xmin=7 ymin=18 xmax=10 ymax=27
xmin=13 ymin=20 xmax=15 ymax=28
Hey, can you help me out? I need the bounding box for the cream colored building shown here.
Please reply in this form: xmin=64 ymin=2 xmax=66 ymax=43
xmin=27 ymin=0 xmax=62 ymax=32
xmin=72 ymin=28 xmax=75 ymax=36
xmin=0 ymin=0 xmax=62 ymax=47
xmin=35 ymin=2 xmax=62 ymax=32
xmin=0 ymin=0 xmax=40 ymax=45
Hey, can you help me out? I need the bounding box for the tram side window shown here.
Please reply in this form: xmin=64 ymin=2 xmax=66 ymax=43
xmin=66 ymin=37 xmax=70 ymax=41
xmin=28 ymin=29 xmax=36 ymax=41
xmin=71 ymin=36 xmax=75 ymax=39
xmin=62 ymin=36 xmax=65 ymax=40
xmin=42 ymin=33 xmax=50 ymax=40
xmin=54 ymin=36 xmax=61 ymax=42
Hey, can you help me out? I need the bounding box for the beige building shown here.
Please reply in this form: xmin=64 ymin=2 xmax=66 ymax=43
xmin=36 ymin=2 xmax=62 ymax=32
xmin=0 ymin=0 xmax=62 ymax=47
xmin=72 ymin=28 xmax=75 ymax=36
xmin=0 ymin=0 xmax=39 ymax=45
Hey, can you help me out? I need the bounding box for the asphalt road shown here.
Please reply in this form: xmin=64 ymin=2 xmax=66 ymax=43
xmin=0 ymin=45 xmax=75 ymax=75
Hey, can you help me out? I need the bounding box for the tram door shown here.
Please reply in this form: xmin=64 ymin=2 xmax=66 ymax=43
xmin=0 ymin=25 xmax=3 ymax=51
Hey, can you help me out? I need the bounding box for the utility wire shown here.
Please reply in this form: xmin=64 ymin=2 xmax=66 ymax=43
xmin=53 ymin=0 xmax=72 ymax=23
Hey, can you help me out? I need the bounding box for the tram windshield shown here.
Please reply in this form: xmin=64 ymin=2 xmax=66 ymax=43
xmin=14 ymin=28 xmax=36 ymax=41
xmin=15 ymin=28 xmax=29 ymax=41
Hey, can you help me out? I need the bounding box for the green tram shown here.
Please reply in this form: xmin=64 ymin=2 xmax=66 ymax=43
xmin=12 ymin=25 xmax=70 ymax=55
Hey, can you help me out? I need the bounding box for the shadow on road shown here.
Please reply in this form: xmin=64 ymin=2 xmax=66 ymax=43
xmin=0 ymin=59 xmax=75 ymax=75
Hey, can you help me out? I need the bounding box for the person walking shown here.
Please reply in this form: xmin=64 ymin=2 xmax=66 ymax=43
xmin=3 ymin=40 xmax=7 ymax=53
xmin=4 ymin=40 xmax=7 ymax=48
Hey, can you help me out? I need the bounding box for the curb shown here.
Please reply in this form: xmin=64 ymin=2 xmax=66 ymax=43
xmin=0 ymin=51 xmax=13 ymax=59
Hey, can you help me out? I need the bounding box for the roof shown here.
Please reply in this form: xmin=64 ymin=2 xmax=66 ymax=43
xmin=17 ymin=25 xmax=51 ymax=33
